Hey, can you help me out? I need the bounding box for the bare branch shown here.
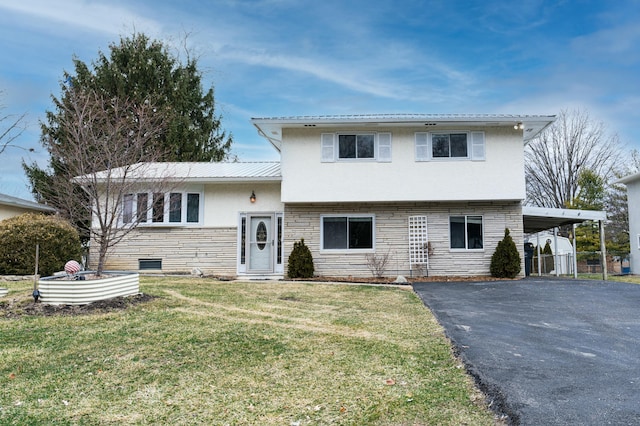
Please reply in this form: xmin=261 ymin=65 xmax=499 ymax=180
xmin=44 ymin=87 xmax=180 ymax=274
xmin=0 ymin=93 xmax=28 ymax=156
xmin=365 ymin=250 xmax=392 ymax=278
xmin=525 ymin=108 xmax=623 ymax=209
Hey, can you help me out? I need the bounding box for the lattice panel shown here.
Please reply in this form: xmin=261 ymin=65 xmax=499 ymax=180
xmin=409 ymin=215 xmax=428 ymax=268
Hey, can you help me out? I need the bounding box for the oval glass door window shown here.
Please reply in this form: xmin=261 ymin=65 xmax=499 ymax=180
xmin=256 ymin=221 xmax=267 ymax=250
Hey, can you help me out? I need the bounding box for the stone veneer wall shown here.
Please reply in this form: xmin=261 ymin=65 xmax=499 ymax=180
xmin=284 ymin=201 xmax=524 ymax=278
xmin=90 ymin=227 xmax=237 ymax=276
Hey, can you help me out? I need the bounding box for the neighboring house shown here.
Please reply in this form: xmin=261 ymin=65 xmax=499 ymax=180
xmin=617 ymin=172 xmax=640 ymax=274
xmin=89 ymin=114 xmax=560 ymax=279
xmin=0 ymin=192 xmax=56 ymax=221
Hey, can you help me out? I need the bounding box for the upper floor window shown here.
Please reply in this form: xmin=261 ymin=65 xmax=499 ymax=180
xmin=338 ymin=134 xmax=374 ymax=159
xmin=415 ymin=131 xmax=485 ymax=161
xmin=122 ymin=191 xmax=201 ymax=226
xmin=322 ymin=133 xmax=392 ymax=163
xmin=432 ymin=133 xmax=468 ymax=158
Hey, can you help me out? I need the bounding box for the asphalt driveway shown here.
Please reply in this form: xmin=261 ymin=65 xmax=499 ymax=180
xmin=413 ymin=277 xmax=640 ymax=425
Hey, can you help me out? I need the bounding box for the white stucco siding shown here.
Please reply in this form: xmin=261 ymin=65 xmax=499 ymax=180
xmin=280 ymin=127 xmax=525 ymax=203
xmin=202 ymin=182 xmax=283 ymax=227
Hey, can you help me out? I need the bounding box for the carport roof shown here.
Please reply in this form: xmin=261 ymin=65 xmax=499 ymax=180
xmin=523 ymin=206 xmax=607 ymax=234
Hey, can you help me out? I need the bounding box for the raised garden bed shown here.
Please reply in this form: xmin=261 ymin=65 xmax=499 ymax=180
xmin=38 ymin=271 xmax=139 ymax=305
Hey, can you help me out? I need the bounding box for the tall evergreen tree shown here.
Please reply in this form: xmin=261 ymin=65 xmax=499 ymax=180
xmin=24 ymin=32 xmax=232 ymax=205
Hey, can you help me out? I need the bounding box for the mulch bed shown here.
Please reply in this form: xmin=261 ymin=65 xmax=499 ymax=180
xmin=288 ymin=275 xmax=517 ymax=284
xmin=0 ymin=293 xmax=156 ymax=319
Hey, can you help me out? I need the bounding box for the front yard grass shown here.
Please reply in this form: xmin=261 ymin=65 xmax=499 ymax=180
xmin=1 ymin=277 xmax=495 ymax=425
xmin=576 ymin=274 xmax=640 ymax=284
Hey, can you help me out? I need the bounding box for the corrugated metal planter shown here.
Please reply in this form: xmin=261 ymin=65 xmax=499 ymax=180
xmin=0 ymin=288 xmax=8 ymax=298
xmin=38 ymin=271 xmax=139 ymax=305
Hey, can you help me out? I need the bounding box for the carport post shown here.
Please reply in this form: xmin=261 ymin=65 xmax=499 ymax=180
xmin=572 ymin=224 xmax=578 ymax=279
xmin=554 ymin=228 xmax=560 ymax=277
xmin=600 ymin=219 xmax=608 ymax=280
xmin=536 ymin=233 xmax=542 ymax=276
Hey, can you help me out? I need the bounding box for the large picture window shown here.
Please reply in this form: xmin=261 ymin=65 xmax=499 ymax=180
xmin=450 ymin=215 xmax=483 ymax=250
xmin=122 ymin=191 xmax=201 ymax=226
xmin=322 ymin=215 xmax=374 ymax=250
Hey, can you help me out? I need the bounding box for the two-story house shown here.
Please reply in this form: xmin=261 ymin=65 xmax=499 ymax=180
xmin=89 ymin=114 xmax=557 ymax=279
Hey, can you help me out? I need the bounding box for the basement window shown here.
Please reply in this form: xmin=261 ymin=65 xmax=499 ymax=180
xmin=139 ymin=259 xmax=162 ymax=270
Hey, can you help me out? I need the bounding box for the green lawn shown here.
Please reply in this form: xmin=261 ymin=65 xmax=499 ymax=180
xmin=578 ymin=273 xmax=640 ymax=284
xmin=1 ymin=277 xmax=495 ymax=425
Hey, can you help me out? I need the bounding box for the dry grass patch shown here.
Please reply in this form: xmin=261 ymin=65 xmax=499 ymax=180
xmin=1 ymin=277 xmax=496 ymax=425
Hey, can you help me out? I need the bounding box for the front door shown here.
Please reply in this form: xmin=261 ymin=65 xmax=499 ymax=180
xmin=248 ymin=215 xmax=273 ymax=272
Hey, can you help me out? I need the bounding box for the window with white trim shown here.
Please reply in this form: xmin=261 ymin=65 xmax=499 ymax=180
xmin=321 ymin=215 xmax=374 ymax=251
xmin=449 ymin=215 xmax=484 ymax=250
xmin=415 ymin=131 xmax=485 ymax=161
xmin=122 ymin=191 xmax=201 ymax=226
xmin=321 ymin=133 xmax=392 ymax=162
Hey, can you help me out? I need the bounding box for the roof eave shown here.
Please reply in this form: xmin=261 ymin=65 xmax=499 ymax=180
xmin=251 ymin=114 xmax=557 ymax=145
xmin=86 ymin=176 xmax=283 ymax=184
xmin=616 ymin=171 xmax=640 ymax=185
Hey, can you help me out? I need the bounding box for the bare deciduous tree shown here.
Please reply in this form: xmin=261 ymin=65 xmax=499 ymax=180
xmin=0 ymin=93 xmax=27 ymax=156
xmin=45 ymin=88 xmax=178 ymax=275
xmin=525 ymin=109 xmax=623 ymax=208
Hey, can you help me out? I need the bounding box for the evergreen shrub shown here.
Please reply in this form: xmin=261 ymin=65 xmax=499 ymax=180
xmin=287 ymin=238 xmax=314 ymax=279
xmin=490 ymin=228 xmax=522 ymax=278
xmin=0 ymin=213 xmax=82 ymax=277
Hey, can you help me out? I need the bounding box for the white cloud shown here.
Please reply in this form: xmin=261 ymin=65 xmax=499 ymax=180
xmin=571 ymin=21 xmax=640 ymax=61
xmin=209 ymin=40 xmax=479 ymax=105
xmin=0 ymin=0 xmax=161 ymax=36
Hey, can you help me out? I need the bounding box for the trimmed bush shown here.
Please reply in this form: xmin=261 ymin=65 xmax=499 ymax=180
xmin=0 ymin=213 xmax=82 ymax=277
xmin=490 ymin=228 xmax=522 ymax=278
xmin=287 ymin=238 xmax=314 ymax=279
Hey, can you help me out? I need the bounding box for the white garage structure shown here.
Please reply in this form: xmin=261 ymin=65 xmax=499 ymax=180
xmin=523 ymin=206 xmax=608 ymax=279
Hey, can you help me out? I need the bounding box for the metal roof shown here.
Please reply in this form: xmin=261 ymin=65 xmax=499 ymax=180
xmin=0 ymin=192 xmax=56 ymax=213
xmin=252 ymin=113 xmax=556 ymax=122
xmin=78 ymin=162 xmax=281 ymax=183
xmin=523 ymin=206 xmax=607 ymax=234
xmin=251 ymin=113 xmax=557 ymax=150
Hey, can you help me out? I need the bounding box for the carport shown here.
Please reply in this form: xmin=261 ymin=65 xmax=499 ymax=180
xmin=522 ymin=206 xmax=608 ymax=279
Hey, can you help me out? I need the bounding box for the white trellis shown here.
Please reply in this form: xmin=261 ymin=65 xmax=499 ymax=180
xmin=408 ymin=215 xmax=429 ymax=273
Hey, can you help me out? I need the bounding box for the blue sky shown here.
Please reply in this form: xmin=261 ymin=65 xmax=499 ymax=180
xmin=0 ymin=0 xmax=638 ymax=200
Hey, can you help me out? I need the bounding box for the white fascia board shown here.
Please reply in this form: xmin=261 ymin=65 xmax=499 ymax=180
xmin=616 ymin=171 xmax=640 ymax=185
xmin=523 ymin=206 xmax=607 ymax=222
xmin=251 ymin=114 xmax=556 ymax=145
